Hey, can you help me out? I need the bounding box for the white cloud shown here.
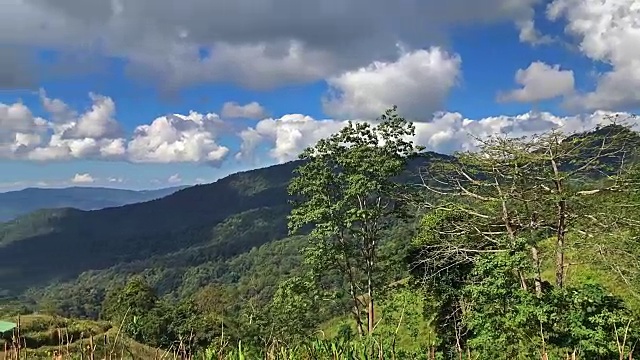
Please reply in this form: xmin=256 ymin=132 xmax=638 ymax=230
xmin=323 ymin=47 xmax=461 ymax=120
xmin=516 ymin=19 xmax=555 ymax=45
xmin=127 ymin=111 xmax=229 ymax=165
xmin=238 ymin=110 xmax=638 ymax=163
xmin=498 ymin=61 xmax=575 ymax=103
xmin=412 ymin=110 xmax=635 ymax=154
xmin=167 ymin=173 xmax=182 ymax=184
xmin=22 ymin=91 xmax=128 ymax=161
xmin=237 ymin=114 xmax=347 ymax=163
xmin=59 ymin=93 xmax=122 ymax=140
xmin=71 ymin=173 xmax=95 ymax=184
xmin=0 ymin=0 xmax=538 ymax=90
xmin=0 ymin=101 xmax=48 ymax=158
xmin=0 ymin=92 xmax=231 ymax=166
xmin=221 ymin=101 xmax=267 ymax=119
xmin=548 ymin=0 xmax=640 ymax=110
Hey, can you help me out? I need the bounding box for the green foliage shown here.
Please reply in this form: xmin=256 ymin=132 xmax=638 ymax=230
xmin=411 ymin=121 xmax=640 ymax=359
xmin=288 ymin=106 xmax=423 ymax=334
xmin=102 ymin=276 xmax=159 ymax=345
xmin=268 ymin=275 xmax=323 ymax=340
xmin=546 ymin=284 xmax=639 ymax=358
xmin=200 ymin=337 xmax=433 ymax=360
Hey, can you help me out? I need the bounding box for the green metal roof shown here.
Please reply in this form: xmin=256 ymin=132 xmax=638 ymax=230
xmin=0 ymin=321 xmax=16 ymax=333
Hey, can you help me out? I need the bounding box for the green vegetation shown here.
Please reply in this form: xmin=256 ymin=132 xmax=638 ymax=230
xmin=288 ymin=107 xmax=423 ymax=336
xmin=1 ymin=108 xmax=640 ymax=359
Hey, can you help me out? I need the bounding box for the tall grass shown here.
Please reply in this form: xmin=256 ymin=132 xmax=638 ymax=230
xmin=1 ymin=315 xmax=636 ymax=359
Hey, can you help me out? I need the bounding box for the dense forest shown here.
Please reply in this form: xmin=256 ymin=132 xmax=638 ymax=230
xmin=1 ymin=107 xmax=640 ymax=359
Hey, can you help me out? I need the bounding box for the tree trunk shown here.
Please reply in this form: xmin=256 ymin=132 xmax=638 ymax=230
xmin=551 ymin=157 xmax=566 ymax=289
xmin=345 ymin=256 xmax=364 ymax=336
xmin=350 ymin=287 xmax=364 ymax=336
xmin=368 ymin=295 xmax=374 ymax=335
xmin=532 ymin=246 xmax=543 ymax=296
xmin=365 ymin=232 xmax=377 ymax=335
xmin=556 ymin=197 xmax=567 ymax=288
xmin=367 ymin=258 xmax=375 ymax=335
xmin=519 ymin=271 xmax=529 ymax=291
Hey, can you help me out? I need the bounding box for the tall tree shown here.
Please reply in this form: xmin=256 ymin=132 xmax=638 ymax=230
xmin=288 ymin=106 xmax=422 ymax=335
xmin=410 ymin=120 xmax=640 ymax=357
xmin=414 ymin=122 xmax=638 ymax=291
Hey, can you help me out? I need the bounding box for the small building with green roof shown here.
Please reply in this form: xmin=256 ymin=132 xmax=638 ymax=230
xmin=0 ymin=321 xmax=16 ymax=335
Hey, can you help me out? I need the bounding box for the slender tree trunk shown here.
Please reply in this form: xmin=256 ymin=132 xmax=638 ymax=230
xmin=367 ymin=267 xmax=374 ymax=335
xmin=532 ymin=246 xmax=543 ymax=297
xmin=555 ymin=195 xmax=567 ymax=288
xmin=530 ymin=211 xmax=542 ymax=296
xmin=350 ymin=287 xmax=364 ymax=336
xmin=366 ymin=246 xmax=375 ymax=334
xmin=345 ymin=255 xmax=364 ymax=336
xmin=551 ymin=155 xmax=566 ymax=289
xmin=519 ymin=271 xmax=529 ymax=291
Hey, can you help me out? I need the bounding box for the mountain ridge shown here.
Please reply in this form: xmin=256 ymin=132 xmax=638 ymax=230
xmin=0 ymin=185 xmax=188 ymax=222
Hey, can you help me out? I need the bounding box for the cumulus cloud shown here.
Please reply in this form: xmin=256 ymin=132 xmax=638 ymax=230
xmin=0 ymin=102 xmax=48 ymax=159
xmin=516 ymin=19 xmax=555 ymax=45
xmin=498 ymin=61 xmax=575 ymax=103
xmin=59 ymin=93 xmax=122 ymax=140
xmin=22 ymin=91 xmax=128 ymax=161
xmin=323 ymin=47 xmax=461 ymax=120
xmin=237 ymin=114 xmax=347 ymax=163
xmin=0 ymin=91 xmax=230 ymax=166
xmin=238 ymin=110 xmax=638 ymax=162
xmin=221 ymin=101 xmax=267 ymax=119
xmin=412 ymin=110 xmax=635 ymax=154
xmin=547 ymin=0 xmax=640 ymax=110
xmin=0 ymin=0 xmax=538 ymax=90
xmin=71 ymin=173 xmax=95 ymax=184
xmin=127 ymin=111 xmax=229 ymax=165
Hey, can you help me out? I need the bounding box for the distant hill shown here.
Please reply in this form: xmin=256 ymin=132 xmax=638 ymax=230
xmin=0 ymin=186 xmax=187 ymax=222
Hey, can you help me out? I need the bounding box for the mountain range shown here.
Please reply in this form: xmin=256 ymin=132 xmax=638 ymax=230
xmin=0 ymin=186 xmax=187 ymax=222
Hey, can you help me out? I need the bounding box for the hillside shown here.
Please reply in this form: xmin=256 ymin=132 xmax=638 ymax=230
xmin=0 ymin=186 xmax=187 ymax=222
xmin=0 ymin=314 xmax=158 ymax=359
xmin=0 ymin=161 xmax=303 ymax=295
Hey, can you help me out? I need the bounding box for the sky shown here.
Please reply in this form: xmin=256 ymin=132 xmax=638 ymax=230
xmin=0 ymin=0 xmax=639 ymax=191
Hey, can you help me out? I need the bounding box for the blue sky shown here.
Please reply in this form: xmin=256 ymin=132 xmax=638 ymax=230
xmin=0 ymin=0 xmax=638 ymax=191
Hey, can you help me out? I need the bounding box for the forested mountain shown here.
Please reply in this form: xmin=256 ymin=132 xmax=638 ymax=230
xmin=0 ymin=186 xmax=187 ymax=222
xmin=0 ymin=161 xmax=305 ymax=293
